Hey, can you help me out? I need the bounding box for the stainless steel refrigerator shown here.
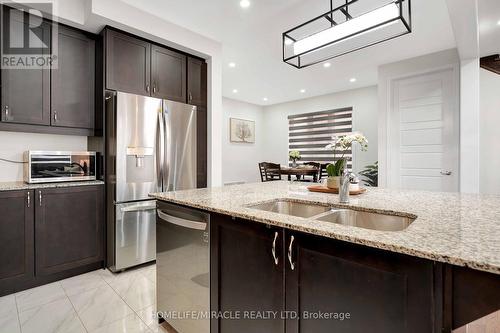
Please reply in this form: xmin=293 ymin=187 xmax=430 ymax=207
xmin=106 ymin=91 xmax=197 ymax=272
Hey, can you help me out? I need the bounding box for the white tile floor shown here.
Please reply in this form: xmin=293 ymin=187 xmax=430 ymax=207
xmin=0 ymin=264 xmax=171 ymax=333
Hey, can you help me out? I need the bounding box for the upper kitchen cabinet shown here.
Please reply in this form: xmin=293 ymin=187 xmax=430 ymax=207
xmin=0 ymin=6 xmax=97 ymax=135
xmin=187 ymin=57 xmax=207 ymax=107
xmin=151 ymin=45 xmax=186 ymax=102
xmin=105 ymin=29 xmax=151 ymax=95
xmin=51 ymin=26 xmax=95 ymax=129
xmin=1 ymin=7 xmax=51 ymax=126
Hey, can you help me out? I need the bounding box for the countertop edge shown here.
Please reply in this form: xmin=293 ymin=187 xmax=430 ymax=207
xmin=0 ymin=180 xmax=105 ymax=192
xmin=150 ymin=193 xmax=500 ymax=276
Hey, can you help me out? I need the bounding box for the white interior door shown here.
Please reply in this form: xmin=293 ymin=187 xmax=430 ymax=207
xmin=389 ymin=69 xmax=459 ymax=192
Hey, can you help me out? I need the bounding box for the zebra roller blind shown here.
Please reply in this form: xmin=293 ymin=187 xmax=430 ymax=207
xmin=288 ymin=107 xmax=353 ymax=167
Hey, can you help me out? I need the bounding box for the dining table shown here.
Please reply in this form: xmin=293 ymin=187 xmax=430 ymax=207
xmin=280 ymin=166 xmax=319 ymax=182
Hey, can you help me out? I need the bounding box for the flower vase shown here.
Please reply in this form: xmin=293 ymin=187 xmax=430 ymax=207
xmin=291 ymin=160 xmax=298 ymax=168
xmin=326 ymin=176 xmax=340 ymax=189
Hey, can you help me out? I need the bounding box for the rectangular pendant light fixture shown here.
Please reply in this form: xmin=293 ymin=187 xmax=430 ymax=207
xmin=283 ymin=0 xmax=411 ymax=68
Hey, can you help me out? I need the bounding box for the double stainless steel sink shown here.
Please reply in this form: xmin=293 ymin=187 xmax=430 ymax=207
xmin=248 ymin=199 xmax=414 ymax=232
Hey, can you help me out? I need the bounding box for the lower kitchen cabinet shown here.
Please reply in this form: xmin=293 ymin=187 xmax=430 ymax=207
xmin=285 ymin=231 xmax=438 ymax=333
xmin=211 ymin=214 xmax=285 ymax=333
xmin=0 ymin=190 xmax=34 ymax=296
xmin=0 ymin=185 xmax=104 ymax=296
xmin=35 ymin=186 xmax=104 ymax=276
xmin=211 ymin=215 xmax=440 ymax=333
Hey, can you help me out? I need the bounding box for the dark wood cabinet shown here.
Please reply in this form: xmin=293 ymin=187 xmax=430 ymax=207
xmin=35 ymin=186 xmax=104 ymax=276
xmin=187 ymin=57 xmax=206 ymax=106
xmin=211 ymin=215 xmax=441 ymax=333
xmin=0 ymin=190 xmax=34 ymax=295
xmin=102 ymin=27 xmax=208 ymax=187
xmin=0 ymin=6 xmax=97 ymax=135
xmin=151 ymin=45 xmax=186 ymax=102
xmin=105 ymin=29 xmax=151 ymax=96
xmin=1 ymin=7 xmax=51 ymax=126
xmin=211 ymin=214 xmax=285 ymax=333
xmin=285 ymin=231 xmax=438 ymax=333
xmin=52 ymin=26 xmax=95 ymax=129
xmin=187 ymin=57 xmax=208 ymax=188
xmin=197 ymin=106 xmax=208 ymax=188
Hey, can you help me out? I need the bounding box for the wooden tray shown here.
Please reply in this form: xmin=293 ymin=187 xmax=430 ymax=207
xmin=307 ymin=185 xmax=367 ymax=195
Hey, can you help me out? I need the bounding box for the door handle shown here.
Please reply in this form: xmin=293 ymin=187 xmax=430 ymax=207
xmin=53 ymin=111 xmax=58 ymax=122
xmin=157 ymin=209 xmax=207 ymax=230
xmin=39 ymin=190 xmax=42 ymax=206
xmin=146 ymin=84 xmax=150 ymax=93
xmin=440 ymin=170 xmax=452 ymax=176
xmin=27 ymin=192 xmax=30 ymax=208
xmin=272 ymin=231 xmax=279 ymax=266
xmin=153 ymin=85 xmax=157 ymax=94
xmin=4 ymin=105 xmax=9 ymax=119
xmin=288 ymin=235 xmax=295 ymax=270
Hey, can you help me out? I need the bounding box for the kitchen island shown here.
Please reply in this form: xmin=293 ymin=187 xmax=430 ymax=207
xmin=150 ymin=181 xmax=500 ymax=333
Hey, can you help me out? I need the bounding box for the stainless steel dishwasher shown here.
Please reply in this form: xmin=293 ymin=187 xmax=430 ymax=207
xmin=156 ymin=201 xmax=210 ymax=333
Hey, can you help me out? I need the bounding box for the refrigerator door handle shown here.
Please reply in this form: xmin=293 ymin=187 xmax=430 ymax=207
xmin=157 ymin=110 xmax=165 ymax=191
xmin=163 ymin=106 xmax=170 ymax=191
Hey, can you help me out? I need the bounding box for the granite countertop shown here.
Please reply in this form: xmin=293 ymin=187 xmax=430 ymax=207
xmin=0 ymin=180 xmax=104 ymax=191
xmin=150 ymin=181 xmax=500 ymax=275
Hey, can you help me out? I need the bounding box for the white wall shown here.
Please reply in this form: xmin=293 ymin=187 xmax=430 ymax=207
xmin=222 ymin=98 xmax=265 ymax=184
xmin=262 ymin=86 xmax=378 ymax=175
xmin=460 ymin=59 xmax=480 ymax=193
xmin=377 ymin=48 xmax=461 ymax=188
xmin=479 ymin=68 xmax=500 ymax=195
xmin=0 ymin=132 xmax=87 ymax=182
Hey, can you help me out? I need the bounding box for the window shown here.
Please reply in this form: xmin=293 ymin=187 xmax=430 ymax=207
xmin=288 ymin=107 xmax=353 ymax=167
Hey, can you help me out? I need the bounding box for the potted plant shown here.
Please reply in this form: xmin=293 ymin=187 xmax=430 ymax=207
xmin=325 ymin=133 xmax=368 ymax=189
xmin=289 ymin=150 xmax=301 ymax=167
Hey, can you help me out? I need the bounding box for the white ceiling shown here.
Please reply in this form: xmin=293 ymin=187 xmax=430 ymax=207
xmin=478 ymin=0 xmax=500 ymax=56
xmin=121 ymin=0 xmax=456 ymax=106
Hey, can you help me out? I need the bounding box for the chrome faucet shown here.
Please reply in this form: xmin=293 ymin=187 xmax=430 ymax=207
xmin=339 ymin=169 xmax=350 ymax=204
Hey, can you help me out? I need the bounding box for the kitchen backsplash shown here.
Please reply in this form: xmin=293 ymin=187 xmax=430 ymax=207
xmin=0 ymin=131 xmax=87 ymax=182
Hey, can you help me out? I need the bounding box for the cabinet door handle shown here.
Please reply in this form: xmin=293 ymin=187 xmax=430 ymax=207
xmin=272 ymin=231 xmax=279 ymax=266
xmin=27 ymin=192 xmax=30 ymax=208
xmin=288 ymin=235 xmax=295 ymax=270
xmin=4 ymin=105 xmax=9 ymax=118
xmin=146 ymin=84 xmax=150 ymax=93
xmin=39 ymin=190 xmax=42 ymax=206
xmin=153 ymin=85 xmax=157 ymax=94
xmin=189 ymin=92 xmax=193 ymax=102
xmin=53 ymin=111 xmax=58 ymax=122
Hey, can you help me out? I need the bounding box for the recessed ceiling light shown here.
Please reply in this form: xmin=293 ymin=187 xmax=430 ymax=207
xmin=300 ymin=89 xmax=306 ymax=93
xmin=263 ymin=97 xmax=268 ymax=101
xmin=240 ymin=0 xmax=250 ymax=8
xmin=349 ymin=78 xmax=357 ymax=83
xmin=284 ymin=38 xmax=293 ymax=46
xmin=323 ymin=62 xmax=331 ymax=68
xmin=497 ymin=20 xmax=500 ymax=26
xmin=228 ymin=62 xmax=236 ymax=68
xmin=232 ymin=89 xmax=238 ymax=93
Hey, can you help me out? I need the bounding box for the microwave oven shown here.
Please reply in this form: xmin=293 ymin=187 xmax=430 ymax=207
xmin=24 ymin=151 xmax=97 ymax=184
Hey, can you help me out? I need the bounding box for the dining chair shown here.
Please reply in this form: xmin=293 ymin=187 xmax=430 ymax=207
xmin=258 ymin=162 xmax=282 ymax=182
xmin=303 ymin=162 xmax=320 ymax=182
xmin=319 ymin=163 xmax=330 ymax=181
